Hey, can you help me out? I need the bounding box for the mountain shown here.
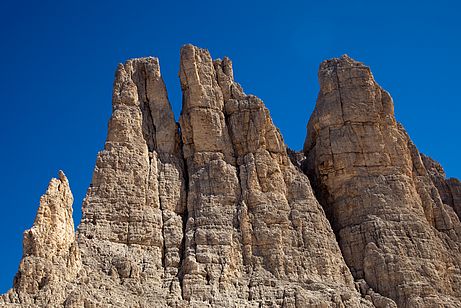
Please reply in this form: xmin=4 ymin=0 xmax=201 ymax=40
xmin=1 ymin=45 xmax=460 ymax=308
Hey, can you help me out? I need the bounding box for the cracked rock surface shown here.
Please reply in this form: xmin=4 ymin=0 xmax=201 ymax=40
xmin=177 ymin=45 xmax=367 ymax=307
xmin=303 ymin=55 xmax=461 ymax=307
xmin=1 ymin=172 xmax=81 ymax=306
xmin=1 ymin=47 xmax=460 ymax=307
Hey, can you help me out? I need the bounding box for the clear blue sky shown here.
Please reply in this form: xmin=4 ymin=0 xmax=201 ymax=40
xmin=0 ymin=0 xmax=460 ymax=292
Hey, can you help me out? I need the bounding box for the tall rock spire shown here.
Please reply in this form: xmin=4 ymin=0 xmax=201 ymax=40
xmin=76 ymin=57 xmax=187 ymax=306
xmin=178 ymin=45 xmax=369 ymax=307
xmin=2 ymin=46 xmax=461 ymax=308
xmin=2 ymin=171 xmax=80 ymax=306
xmin=304 ymin=55 xmax=461 ymax=307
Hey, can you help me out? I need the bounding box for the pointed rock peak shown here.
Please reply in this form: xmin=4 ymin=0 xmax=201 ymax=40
xmin=305 ymin=53 xmax=461 ymax=306
xmin=179 ymin=44 xmax=213 ymax=75
xmin=24 ymin=171 xmax=75 ymax=258
xmin=179 ymin=44 xmax=281 ymax=161
xmin=176 ymin=45 xmax=368 ymax=306
xmin=58 ymin=169 xmax=67 ymax=182
xmin=179 ymin=44 xmax=245 ymax=100
xmin=179 ymin=44 xmax=216 ymax=101
xmin=109 ymin=54 xmax=178 ymax=154
xmin=179 ymin=44 xmax=245 ymax=101
xmin=6 ymin=171 xmax=81 ymax=304
xmin=76 ymin=51 xmax=186 ymax=305
xmin=214 ymin=56 xmax=245 ymax=101
xmin=306 ymin=54 xmax=394 ymax=140
xmin=113 ymin=57 xmax=161 ymax=107
xmin=180 ymin=44 xmax=210 ymax=58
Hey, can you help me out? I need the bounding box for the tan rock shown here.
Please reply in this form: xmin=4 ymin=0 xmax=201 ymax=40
xmin=178 ymin=45 xmax=369 ymax=307
xmin=1 ymin=171 xmax=81 ymax=306
xmin=304 ymin=55 xmax=461 ymax=307
xmin=422 ymin=154 xmax=461 ymax=220
xmin=75 ymin=57 xmax=187 ymax=307
xmin=2 ymin=47 xmax=461 ymax=308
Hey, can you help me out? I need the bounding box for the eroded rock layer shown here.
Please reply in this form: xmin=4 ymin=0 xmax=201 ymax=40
xmin=303 ymin=55 xmax=461 ymax=307
xmin=1 ymin=47 xmax=460 ymax=308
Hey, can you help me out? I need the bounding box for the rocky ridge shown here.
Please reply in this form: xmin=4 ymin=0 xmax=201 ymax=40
xmin=1 ymin=46 xmax=460 ymax=307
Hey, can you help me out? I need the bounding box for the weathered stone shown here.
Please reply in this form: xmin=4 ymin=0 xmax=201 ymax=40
xmin=2 ymin=47 xmax=461 ymax=308
xmin=422 ymin=154 xmax=461 ymax=220
xmin=1 ymin=171 xmax=81 ymax=306
xmin=177 ymin=45 xmax=368 ymax=307
xmin=304 ymin=55 xmax=461 ymax=307
xmin=74 ymin=57 xmax=187 ymax=307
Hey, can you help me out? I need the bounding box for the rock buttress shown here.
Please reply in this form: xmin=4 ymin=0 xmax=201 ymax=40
xmin=178 ymin=45 xmax=372 ymax=307
xmin=304 ymin=55 xmax=461 ymax=307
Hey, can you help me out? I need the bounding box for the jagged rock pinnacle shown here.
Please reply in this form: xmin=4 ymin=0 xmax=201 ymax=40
xmin=2 ymin=172 xmax=81 ymax=306
xmin=1 ymin=47 xmax=461 ymax=308
xmin=177 ymin=44 xmax=366 ymax=306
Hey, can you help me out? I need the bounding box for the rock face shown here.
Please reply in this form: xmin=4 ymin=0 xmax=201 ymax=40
xmin=1 ymin=172 xmax=81 ymax=306
xmin=177 ymin=45 xmax=366 ymax=307
xmin=303 ymin=55 xmax=461 ymax=307
xmin=1 ymin=47 xmax=460 ymax=307
xmin=422 ymin=154 xmax=461 ymax=220
xmin=73 ymin=57 xmax=187 ymax=306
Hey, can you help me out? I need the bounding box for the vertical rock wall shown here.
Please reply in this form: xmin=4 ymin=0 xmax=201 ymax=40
xmin=304 ymin=55 xmax=461 ymax=307
xmin=2 ymin=47 xmax=461 ymax=308
xmin=178 ymin=45 xmax=367 ymax=307
xmin=75 ymin=57 xmax=187 ymax=306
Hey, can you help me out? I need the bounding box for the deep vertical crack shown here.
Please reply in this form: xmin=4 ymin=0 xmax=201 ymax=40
xmin=176 ymin=125 xmax=189 ymax=301
xmin=334 ymin=65 xmax=346 ymax=123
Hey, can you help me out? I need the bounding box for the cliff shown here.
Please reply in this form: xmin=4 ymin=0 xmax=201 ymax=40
xmin=1 ymin=46 xmax=460 ymax=308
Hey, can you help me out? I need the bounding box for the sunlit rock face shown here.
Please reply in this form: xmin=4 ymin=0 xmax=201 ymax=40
xmin=1 ymin=171 xmax=81 ymax=306
xmin=2 ymin=46 xmax=461 ymax=308
xmin=176 ymin=45 xmax=367 ymax=307
xmin=304 ymin=55 xmax=461 ymax=307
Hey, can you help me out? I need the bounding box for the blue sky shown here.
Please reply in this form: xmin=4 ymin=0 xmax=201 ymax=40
xmin=0 ymin=0 xmax=460 ymax=292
